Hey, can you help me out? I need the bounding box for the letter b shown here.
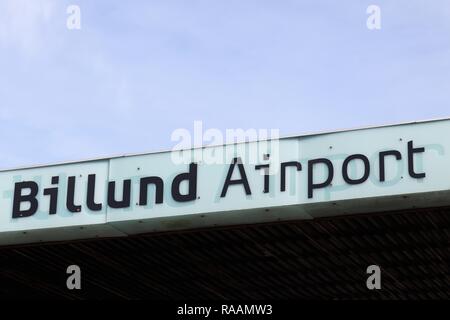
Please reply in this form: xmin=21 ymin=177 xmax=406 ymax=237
xmin=12 ymin=181 xmax=39 ymax=218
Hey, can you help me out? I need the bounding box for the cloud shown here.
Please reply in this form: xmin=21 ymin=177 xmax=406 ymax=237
xmin=0 ymin=0 xmax=56 ymax=56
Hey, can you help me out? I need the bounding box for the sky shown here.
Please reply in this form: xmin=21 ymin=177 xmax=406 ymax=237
xmin=0 ymin=0 xmax=449 ymax=169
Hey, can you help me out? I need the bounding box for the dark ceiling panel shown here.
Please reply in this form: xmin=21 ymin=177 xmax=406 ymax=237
xmin=0 ymin=206 xmax=449 ymax=299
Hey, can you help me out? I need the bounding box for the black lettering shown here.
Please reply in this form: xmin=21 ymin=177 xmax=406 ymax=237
xmin=12 ymin=181 xmax=39 ymax=218
xmin=108 ymin=180 xmax=131 ymax=208
xmin=342 ymin=154 xmax=370 ymax=185
xmin=86 ymin=174 xmax=102 ymax=211
xmin=408 ymin=140 xmax=426 ymax=179
xmin=139 ymin=176 xmax=164 ymax=205
xmin=379 ymin=150 xmax=402 ymax=182
xmin=280 ymin=161 xmax=302 ymax=192
xmin=255 ymin=164 xmax=270 ymax=193
xmin=43 ymin=176 xmax=59 ymax=215
xmin=308 ymin=158 xmax=334 ymax=198
xmin=221 ymin=158 xmax=251 ymax=197
xmin=66 ymin=176 xmax=82 ymax=212
xmin=171 ymin=163 xmax=197 ymax=202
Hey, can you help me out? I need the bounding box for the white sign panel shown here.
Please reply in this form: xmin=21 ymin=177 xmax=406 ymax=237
xmin=1 ymin=119 xmax=450 ymax=245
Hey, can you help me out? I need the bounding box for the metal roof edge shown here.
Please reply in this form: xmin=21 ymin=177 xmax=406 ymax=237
xmin=1 ymin=116 xmax=449 ymax=173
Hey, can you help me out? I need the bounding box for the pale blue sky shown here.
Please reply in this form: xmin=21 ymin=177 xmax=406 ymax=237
xmin=0 ymin=0 xmax=449 ymax=169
